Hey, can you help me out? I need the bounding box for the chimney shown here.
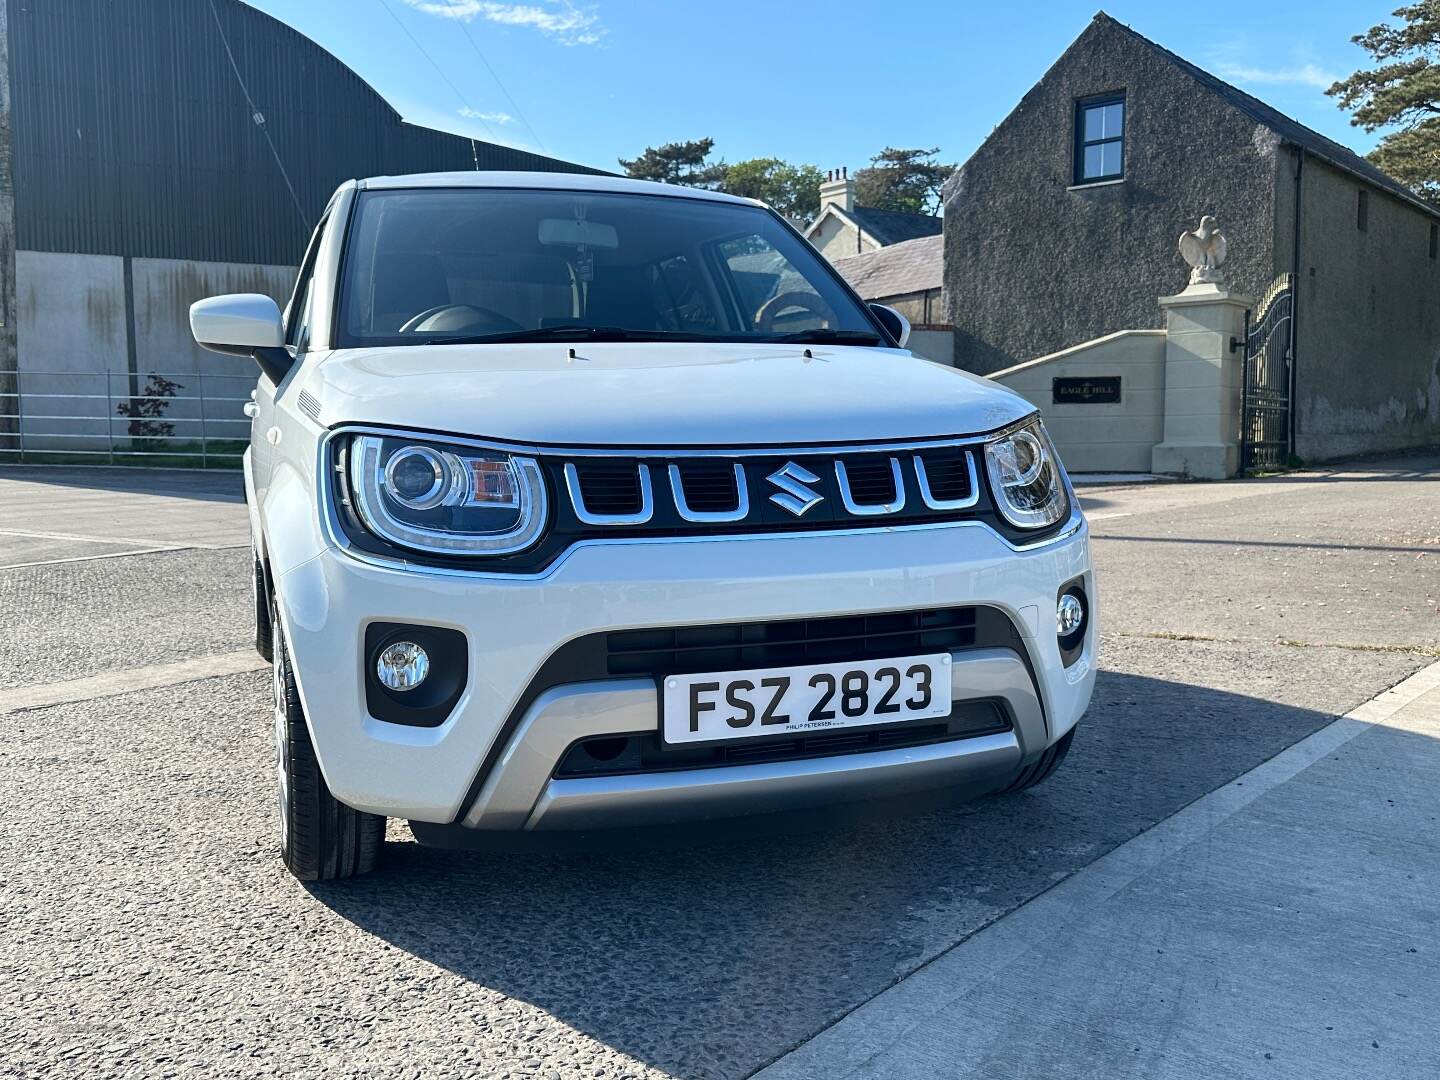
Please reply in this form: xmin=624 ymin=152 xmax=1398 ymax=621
xmin=820 ymin=166 xmax=854 ymax=213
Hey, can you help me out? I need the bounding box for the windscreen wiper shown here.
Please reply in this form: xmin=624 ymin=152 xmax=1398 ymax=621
xmin=422 ymin=326 xmax=691 ymax=346
xmin=768 ymin=328 xmax=883 ymax=345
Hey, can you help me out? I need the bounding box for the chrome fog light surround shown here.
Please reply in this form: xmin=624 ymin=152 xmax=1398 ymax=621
xmin=375 ymin=641 xmax=430 ymax=692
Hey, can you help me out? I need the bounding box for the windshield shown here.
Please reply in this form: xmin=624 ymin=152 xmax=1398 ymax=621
xmin=336 ymin=187 xmax=883 ymax=348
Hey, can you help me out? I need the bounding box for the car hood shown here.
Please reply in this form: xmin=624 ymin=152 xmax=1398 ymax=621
xmin=301 ymin=342 xmax=1034 ymax=447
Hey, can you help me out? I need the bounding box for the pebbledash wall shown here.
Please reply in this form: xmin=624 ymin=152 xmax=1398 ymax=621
xmin=0 ymin=0 xmax=596 ymax=453
xmin=1276 ymin=155 xmax=1440 ymax=460
xmin=946 ymin=13 xmax=1440 ymax=463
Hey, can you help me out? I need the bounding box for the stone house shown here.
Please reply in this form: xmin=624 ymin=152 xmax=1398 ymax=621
xmin=944 ymin=12 xmax=1440 ymax=462
xmin=804 ymin=169 xmax=942 ymax=261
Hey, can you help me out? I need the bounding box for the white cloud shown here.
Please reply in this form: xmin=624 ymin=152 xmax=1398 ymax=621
xmin=1215 ymin=61 xmax=1338 ymax=90
xmin=459 ymin=107 xmax=515 ymax=124
xmin=402 ymin=1 xmax=605 ymax=46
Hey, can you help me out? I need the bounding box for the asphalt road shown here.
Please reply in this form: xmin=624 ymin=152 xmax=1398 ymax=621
xmin=1 ymin=457 xmax=1437 ymax=1079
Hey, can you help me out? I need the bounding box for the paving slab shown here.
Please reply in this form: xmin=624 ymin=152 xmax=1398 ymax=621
xmin=0 ymin=466 xmax=247 ymax=553
xmin=756 ymin=664 xmax=1440 ymax=1080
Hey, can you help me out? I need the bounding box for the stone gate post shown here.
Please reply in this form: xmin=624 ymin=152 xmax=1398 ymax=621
xmin=1151 ymin=215 xmax=1252 ymax=479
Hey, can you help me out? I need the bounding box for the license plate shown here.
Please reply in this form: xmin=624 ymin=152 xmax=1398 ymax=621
xmin=661 ymin=653 xmax=951 ymax=745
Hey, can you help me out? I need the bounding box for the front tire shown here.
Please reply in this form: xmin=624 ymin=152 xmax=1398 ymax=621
xmin=272 ymin=620 xmax=384 ymax=880
xmin=253 ymin=551 xmax=273 ymax=662
xmin=1001 ymin=728 xmax=1075 ymax=794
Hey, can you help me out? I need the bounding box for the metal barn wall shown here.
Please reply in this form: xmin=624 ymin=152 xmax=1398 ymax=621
xmin=7 ymin=0 xmax=596 ymax=267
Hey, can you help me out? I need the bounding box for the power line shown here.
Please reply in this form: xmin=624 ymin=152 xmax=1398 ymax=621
xmin=371 ymin=0 xmax=500 ymax=145
xmin=206 ymin=0 xmax=310 ymax=229
xmin=440 ymin=0 xmax=549 ymax=154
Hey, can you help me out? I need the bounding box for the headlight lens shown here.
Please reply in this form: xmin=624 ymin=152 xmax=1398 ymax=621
xmin=345 ymin=434 xmax=546 ymax=555
xmin=984 ymin=419 xmax=1069 ymax=529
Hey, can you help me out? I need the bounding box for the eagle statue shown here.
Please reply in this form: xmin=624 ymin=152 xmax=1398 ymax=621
xmin=1178 ymin=215 xmax=1228 ymax=285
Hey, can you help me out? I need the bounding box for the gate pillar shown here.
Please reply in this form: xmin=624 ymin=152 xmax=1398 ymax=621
xmin=1151 ymin=282 xmax=1252 ymax=479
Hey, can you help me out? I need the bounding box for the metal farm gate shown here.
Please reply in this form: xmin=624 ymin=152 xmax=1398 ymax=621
xmin=1240 ymin=274 xmax=1295 ymax=472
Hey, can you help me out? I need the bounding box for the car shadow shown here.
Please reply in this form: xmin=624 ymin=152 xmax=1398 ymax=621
xmin=308 ymin=670 xmax=1346 ymax=1080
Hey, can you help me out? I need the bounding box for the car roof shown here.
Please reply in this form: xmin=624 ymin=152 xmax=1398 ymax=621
xmin=356 ymin=171 xmax=760 ymax=207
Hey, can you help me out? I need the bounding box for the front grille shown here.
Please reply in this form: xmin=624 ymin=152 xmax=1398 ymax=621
xmin=552 ymin=444 xmax=996 ymax=539
xmin=554 ymin=699 xmax=1012 ymax=778
xmin=605 ymin=607 xmax=980 ymax=677
xmin=840 ymin=455 xmax=898 ymax=504
xmin=573 ymin=459 xmax=644 ymax=515
xmin=673 ymin=459 xmax=741 ymax=513
xmin=917 ymin=447 xmax=974 ymax=502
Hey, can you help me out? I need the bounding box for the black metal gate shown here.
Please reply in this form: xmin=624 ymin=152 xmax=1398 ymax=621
xmin=1240 ymin=274 xmax=1294 ymax=472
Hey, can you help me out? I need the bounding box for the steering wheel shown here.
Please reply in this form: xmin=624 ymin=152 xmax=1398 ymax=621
xmin=753 ymin=291 xmax=836 ymax=332
xmin=398 ymin=304 xmax=524 ymax=335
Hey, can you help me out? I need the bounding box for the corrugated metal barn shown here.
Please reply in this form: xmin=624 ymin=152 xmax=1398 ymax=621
xmin=0 ymin=0 xmax=596 ymax=459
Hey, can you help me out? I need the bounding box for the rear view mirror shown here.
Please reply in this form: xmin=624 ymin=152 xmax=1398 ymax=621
xmin=190 ymin=293 xmax=293 ymax=385
xmin=539 ymin=218 xmax=619 ymax=249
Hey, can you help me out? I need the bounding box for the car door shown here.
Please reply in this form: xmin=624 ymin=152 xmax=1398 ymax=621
xmin=251 ymin=213 xmax=327 ymax=499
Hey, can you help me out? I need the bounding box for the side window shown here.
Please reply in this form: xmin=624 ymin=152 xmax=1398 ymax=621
xmin=717 ymin=235 xmax=834 ymax=332
xmin=1074 ymin=93 xmax=1125 ymax=185
xmin=284 ymin=214 xmax=328 ymax=350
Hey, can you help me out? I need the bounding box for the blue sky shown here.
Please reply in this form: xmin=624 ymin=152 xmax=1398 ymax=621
xmin=249 ymin=0 xmax=1390 ymax=174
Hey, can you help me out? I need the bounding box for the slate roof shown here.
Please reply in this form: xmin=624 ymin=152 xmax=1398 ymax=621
xmin=830 ymin=233 xmax=943 ymax=300
xmin=847 ymin=205 xmax=944 ymax=245
xmin=1101 ymin=13 xmax=1439 ymax=219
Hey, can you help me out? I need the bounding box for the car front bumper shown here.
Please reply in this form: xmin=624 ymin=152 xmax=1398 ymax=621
xmin=274 ymin=519 xmax=1095 ymax=827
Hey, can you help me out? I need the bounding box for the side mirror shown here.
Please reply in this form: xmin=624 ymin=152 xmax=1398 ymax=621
xmin=190 ymin=294 xmax=293 ymax=385
xmin=869 ymin=303 xmax=911 ymax=349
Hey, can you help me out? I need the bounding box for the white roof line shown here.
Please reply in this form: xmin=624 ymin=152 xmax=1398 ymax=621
xmin=355 ymin=171 xmax=762 ymax=207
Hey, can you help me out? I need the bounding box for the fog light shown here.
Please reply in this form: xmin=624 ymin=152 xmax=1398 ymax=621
xmin=1057 ymin=593 xmax=1085 ymax=637
xmin=376 ymin=641 xmax=430 ymax=692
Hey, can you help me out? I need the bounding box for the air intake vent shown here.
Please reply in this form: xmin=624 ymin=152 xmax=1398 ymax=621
xmin=605 ymin=607 xmax=980 ymax=676
xmin=916 ymin=449 xmax=973 ymax=503
xmin=839 ymin=455 xmax=898 ymax=504
xmin=572 ymin=460 xmax=645 ymax=515
xmin=673 ymin=459 xmax=740 ymax=513
xmin=297 ymin=390 xmax=321 ymax=421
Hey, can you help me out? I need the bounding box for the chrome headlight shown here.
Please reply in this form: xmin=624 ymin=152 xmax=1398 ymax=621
xmin=345 ymin=434 xmax=547 ymax=555
xmin=984 ymin=419 xmax=1069 ymax=529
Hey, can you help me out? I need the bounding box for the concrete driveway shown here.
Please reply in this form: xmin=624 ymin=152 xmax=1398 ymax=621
xmin=1 ymin=457 xmax=1436 ymax=1078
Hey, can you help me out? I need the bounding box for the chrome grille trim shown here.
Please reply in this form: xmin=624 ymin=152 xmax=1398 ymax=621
xmin=564 ymin=462 xmax=655 ymax=525
xmin=835 ymin=457 xmax=906 ymax=516
xmin=914 ymin=451 xmax=981 ymax=511
xmin=668 ymin=463 xmax=749 ymax=523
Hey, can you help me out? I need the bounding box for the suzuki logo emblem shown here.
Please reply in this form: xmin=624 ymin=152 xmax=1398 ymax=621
xmin=767 ymin=462 xmax=823 ymax=517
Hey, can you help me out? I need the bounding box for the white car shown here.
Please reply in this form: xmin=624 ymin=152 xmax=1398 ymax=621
xmin=191 ymin=172 xmax=1094 ymax=881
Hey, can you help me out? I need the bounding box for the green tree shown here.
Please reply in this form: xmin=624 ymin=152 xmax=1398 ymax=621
xmin=1328 ymin=3 xmax=1440 ymax=200
xmin=722 ymin=158 xmax=825 ymax=220
xmin=853 ymin=147 xmax=954 ymax=216
xmin=618 ymin=138 xmax=726 ymax=189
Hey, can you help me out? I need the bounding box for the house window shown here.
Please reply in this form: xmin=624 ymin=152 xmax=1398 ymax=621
xmin=1074 ymin=93 xmax=1125 ymax=184
xmin=1430 ymin=223 xmax=1437 ymax=259
xmin=1357 ymin=189 xmax=1368 ymax=232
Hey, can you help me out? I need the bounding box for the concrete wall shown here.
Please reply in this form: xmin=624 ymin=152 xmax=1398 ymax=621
xmin=15 ymin=250 xmax=294 ymax=452
xmin=992 ymin=329 xmax=1167 ymax=472
xmin=1273 ymin=153 xmax=1440 ymax=461
xmin=906 ymin=328 xmax=953 ymax=366
xmin=943 ymin=17 xmax=1282 ymax=375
